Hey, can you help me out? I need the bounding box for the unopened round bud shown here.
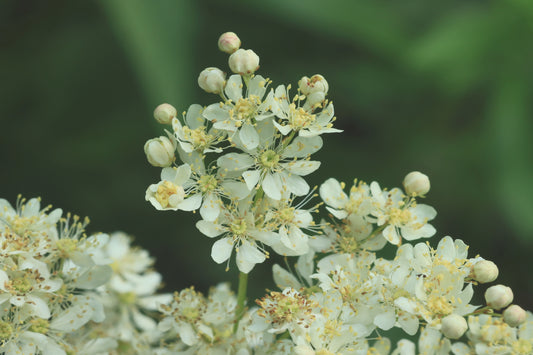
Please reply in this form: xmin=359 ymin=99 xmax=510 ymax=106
xmin=198 ymin=67 xmax=226 ymax=94
xmin=471 ymin=260 xmax=499 ymax=284
xmin=503 ymin=305 xmax=527 ymax=327
xmin=153 ymin=103 xmax=177 ymax=125
xmin=299 ymin=74 xmax=329 ymax=96
xmin=440 ymin=314 xmax=468 ymax=339
xmin=403 ymin=171 xmax=430 ymax=196
xmin=144 ymin=136 xmax=175 ymax=167
xmin=218 ymin=32 xmax=241 ymax=54
xmin=485 ymin=285 xmax=513 ymax=310
xmin=228 ymin=49 xmax=259 ymax=75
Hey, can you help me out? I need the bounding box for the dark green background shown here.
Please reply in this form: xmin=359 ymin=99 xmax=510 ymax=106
xmin=2 ymin=0 xmax=532 ymax=313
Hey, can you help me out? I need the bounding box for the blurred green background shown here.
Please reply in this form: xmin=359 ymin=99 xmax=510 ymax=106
xmin=1 ymin=0 xmax=532 ymax=314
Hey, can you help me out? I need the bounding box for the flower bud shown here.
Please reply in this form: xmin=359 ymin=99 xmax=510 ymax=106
xmin=403 ymin=171 xmax=430 ymax=196
xmin=471 ymin=260 xmax=499 ymax=284
xmin=485 ymin=285 xmax=513 ymax=310
xmin=503 ymin=304 xmax=527 ymax=327
xmin=198 ymin=67 xmax=226 ymax=94
xmin=299 ymin=74 xmax=329 ymax=96
xmin=218 ymin=32 xmax=241 ymax=54
xmin=440 ymin=314 xmax=468 ymax=339
xmin=153 ymin=103 xmax=177 ymax=125
xmin=228 ymin=49 xmax=259 ymax=75
xmin=144 ymin=136 xmax=175 ymax=167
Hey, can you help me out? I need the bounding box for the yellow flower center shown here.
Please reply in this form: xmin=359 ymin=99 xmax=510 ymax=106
xmin=0 ymin=321 xmax=13 ymax=341
xmin=198 ymin=175 xmax=218 ymax=194
xmin=427 ymin=295 xmax=453 ymax=316
xmin=29 ymin=318 xmax=50 ymax=334
xmin=118 ymin=292 xmax=137 ymax=305
xmin=11 ymin=275 xmax=33 ymax=295
xmin=56 ymin=238 xmax=78 ymax=256
xmin=232 ymin=96 xmax=261 ymax=123
xmin=182 ymin=126 xmax=215 ymax=151
xmin=155 ymin=181 xmax=181 ymax=208
xmin=289 ymin=103 xmax=315 ymax=130
xmin=278 ymin=207 xmax=295 ymax=224
xmin=388 ymin=208 xmax=411 ymax=225
xmin=259 ymin=150 xmax=280 ymax=170
xmin=230 ymin=219 xmax=247 ymax=236
xmin=513 ymin=339 xmax=533 ymax=354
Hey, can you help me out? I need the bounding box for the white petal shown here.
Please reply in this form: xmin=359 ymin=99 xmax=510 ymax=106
xmin=374 ymin=308 xmax=396 ymax=330
xmin=221 ymin=181 xmax=250 ymax=200
xmin=243 ymin=170 xmax=261 ymax=191
xmin=286 ymin=174 xmax=309 ymax=196
xmin=178 ymin=193 xmax=202 ymax=211
xmin=51 ymin=303 xmax=93 ymax=331
xmin=174 ymin=164 xmax=192 ymax=185
xmin=185 ymin=104 xmax=205 ymax=129
xmin=319 ymin=178 xmax=348 ymax=209
xmin=200 ymin=193 xmax=220 ymax=222
xmin=211 ymin=237 xmax=234 ymax=264
xmin=74 ymin=265 xmax=112 ymax=289
xmin=203 ymin=103 xmax=230 ymax=122
xmin=282 ymin=136 xmax=323 ymax=158
xmin=178 ymin=322 xmax=199 ymax=346
xmin=272 ymin=264 xmax=301 ymax=289
xmin=248 ymin=75 xmax=267 ymax=98
xmin=225 ymin=75 xmax=243 ymax=102
xmin=383 ymin=225 xmax=400 ymax=245
xmin=262 ymin=173 xmax=283 ymax=200
xmin=25 ymin=296 xmax=50 ymax=319
xmin=239 ymin=123 xmax=259 ymax=150
xmin=217 ymin=153 xmax=254 ymax=172
xmin=325 ymin=206 xmax=348 ymax=219
xmin=281 ymin=160 xmax=321 ymax=176
xmin=236 ymin=242 xmax=265 ymax=273
xmin=273 ymin=121 xmax=292 ymax=135
xmin=196 ymin=220 xmax=225 ymax=238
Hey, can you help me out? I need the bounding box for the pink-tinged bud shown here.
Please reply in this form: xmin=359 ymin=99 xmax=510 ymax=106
xmin=485 ymin=285 xmax=513 ymax=310
xmin=218 ymin=32 xmax=241 ymax=54
xmin=228 ymin=49 xmax=259 ymax=75
xmin=198 ymin=67 xmax=226 ymax=94
xmin=471 ymin=259 xmax=499 ymax=283
xmin=440 ymin=314 xmax=468 ymax=339
xmin=503 ymin=305 xmax=527 ymax=327
xmin=403 ymin=171 xmax=430 ymax=196
xmin=144 ymin=136 xmax=175 ymax=167
xmin=299 ymin=74 xmax=329 ymax=96
xmin=153 ymin=103 xmax=177 ymax=125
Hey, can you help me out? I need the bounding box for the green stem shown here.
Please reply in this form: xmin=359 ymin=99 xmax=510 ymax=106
xmin=233 ymin=271 xmax=248 ymax=333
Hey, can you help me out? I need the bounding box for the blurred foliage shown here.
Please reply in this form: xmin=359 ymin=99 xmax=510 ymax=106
xmin=1 ymin=0 xmax=532 ymax=316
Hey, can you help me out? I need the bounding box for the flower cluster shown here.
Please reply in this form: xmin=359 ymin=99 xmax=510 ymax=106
xmin=0 ymin=197 xmax=171 ymax=354
xmin=3 ymin=31 xmax=532 ymax=355
xmin=140 ymin=32 xmax=533 ymax=354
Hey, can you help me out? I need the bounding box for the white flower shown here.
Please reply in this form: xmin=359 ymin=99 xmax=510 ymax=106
xmin=465 ymin=312 xmax=533 ymax=354
xmin=392 ymin=237 xmax=478 ymax=327
xmin=0 ymin=197 xmax=62 ymax=243
xmin=172 ymin=104 xmax=226 ymax=154
xmin=271 ymin=85 xmax=341 ymax=137
xmin=217 ymin=127 xmax=322 ymax=200
xmin=145 ymin=165 xmax=201 ymax=211
xmin=196 ymin=202 xmax=278 ymax=273
xmin=368 ymin=181 xmax=436 ymax=245
xmin=0 ymin=258 xmax=62 ymax=319
xmin=203 ymin=74 xmax=273 ymax=150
